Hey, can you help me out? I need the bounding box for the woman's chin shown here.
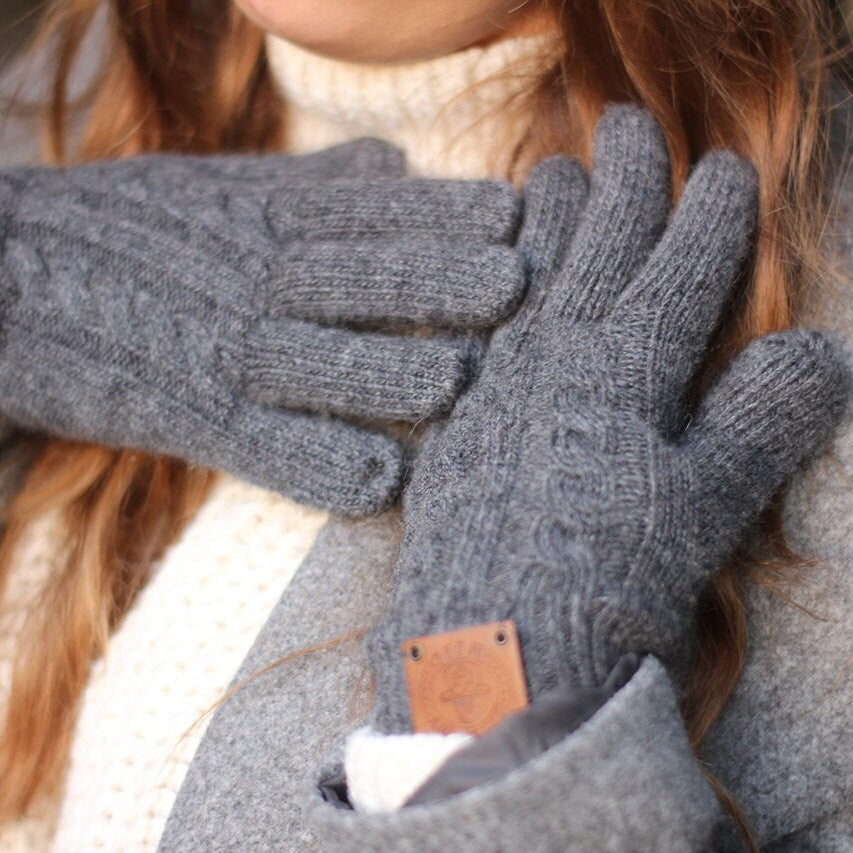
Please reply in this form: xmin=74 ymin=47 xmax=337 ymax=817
xmin=232 ymin=0 xmax=553 ymax=65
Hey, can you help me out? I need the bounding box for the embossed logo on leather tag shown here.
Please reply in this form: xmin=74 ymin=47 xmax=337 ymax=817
xmin=403 ymin=621 xmax=529 ymax=735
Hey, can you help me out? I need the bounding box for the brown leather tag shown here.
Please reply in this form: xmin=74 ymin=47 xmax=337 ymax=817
xmin=402 ymin=621 xmax=529 ymax=736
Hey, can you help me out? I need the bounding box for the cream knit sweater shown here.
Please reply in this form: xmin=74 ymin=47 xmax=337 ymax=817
xmin=0 ymin=33 xmax=546 ymax=852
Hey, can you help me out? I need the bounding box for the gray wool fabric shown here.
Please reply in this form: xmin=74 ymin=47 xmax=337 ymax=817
xmin=703 ymin=90 xmax=853 ymax=848
xmin=151 ymin=101 xmax=853 ymax=851
xmin=0 ymin=36 xmax=850 ymax=850
xmin=157 ymin=518 xmax=722 ymax=853
xmin=156 ymin=511 xmax=402 ymax=853
xmin=312 ymin=658 xmax=719 ymax=853
xmin=0 ymin=138 xmax=524 ymax=515
xmin=366 ymin=106 xmax=849 ymax=733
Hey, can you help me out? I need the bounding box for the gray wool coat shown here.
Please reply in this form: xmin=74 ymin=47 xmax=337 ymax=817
xmin=1 ymin=59 xmax=851 ymax=853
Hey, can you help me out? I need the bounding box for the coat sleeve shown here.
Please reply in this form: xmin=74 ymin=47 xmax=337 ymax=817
xmin=701 ymin=103 xmax=853 ymax=849
xmin=766 ymin=807 xmax=853 ymax=853
xmin=308 ymin=656 xmax=724 ymax=852
xmin=701 ymin=395 xmax=853 ymax=850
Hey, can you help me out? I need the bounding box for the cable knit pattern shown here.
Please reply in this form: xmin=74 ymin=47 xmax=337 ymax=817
xmin=0 ymin=141 xmax=529 ymax=517
xmin=365 ymin=108 xmax=850 ymax=736
xmin=0 ymin=31 xmax=546 ymax=851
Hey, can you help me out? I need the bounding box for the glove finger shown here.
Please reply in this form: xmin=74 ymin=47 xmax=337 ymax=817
xmin=209 ymin=403 xmax=408 ymax=516
xmin=0 ymin=319 xmax=406 ymax=517
xmin=683 ymin=330 xmax=849 ymax=548
xmin=6 ymin=202 xmax=521 ymax=334
xmin=263 ymin=177 xmax=520 ymax=243
xmin=550 ymin=105 xmax=671 ymax=322
xmin=615 ymin=151 xmax=758 ymax=431
xmin=516 ymin=156 xmax=588 ymax=306
xmin=224 ymin=317 xmax=479 ymax=422
xmin=265 ymin=240 xmax=524 ymax=328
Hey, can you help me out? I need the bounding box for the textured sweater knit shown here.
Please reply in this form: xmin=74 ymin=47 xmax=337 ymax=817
xmin=0 ymin=33 xmax=547 ymax=852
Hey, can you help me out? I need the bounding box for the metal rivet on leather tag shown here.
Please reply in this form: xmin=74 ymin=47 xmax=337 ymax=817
xmin=402 ymin=621 xmax=529 ymax=736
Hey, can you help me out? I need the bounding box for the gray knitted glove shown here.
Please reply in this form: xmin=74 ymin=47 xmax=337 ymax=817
xmin=366 ymin=106 xmax=850 ymax=733
xmin=0 ymin=138 xmax=524 ymax=515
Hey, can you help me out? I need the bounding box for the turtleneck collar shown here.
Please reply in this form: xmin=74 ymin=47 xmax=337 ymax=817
xmin=265 ymin=32 xmax=557 ymax=179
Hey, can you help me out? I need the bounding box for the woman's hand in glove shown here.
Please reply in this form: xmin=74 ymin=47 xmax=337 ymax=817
xmin=351 ymin=105 xmax=849 ymax=796
xmin=0 ymin=138 xmax=525 ymax=515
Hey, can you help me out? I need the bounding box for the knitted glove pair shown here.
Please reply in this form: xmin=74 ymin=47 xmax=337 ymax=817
xmin=347 ymin=106 xmax=848 ymax=805
xmin=0 ymin=138 xmax=524 ymax=515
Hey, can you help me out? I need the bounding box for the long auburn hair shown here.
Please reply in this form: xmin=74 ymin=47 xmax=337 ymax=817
xmin=0 ymin=0 xmax=847 ymax=846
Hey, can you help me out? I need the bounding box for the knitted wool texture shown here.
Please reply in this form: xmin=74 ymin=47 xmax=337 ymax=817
xmin=0 ymin=32 xmax=538 ymax=851
xmin=265 ymin=33 xmax=554 ymax=180
xmin=0 ymin=139 xmax=524 ymax=516
xmin=50 ymin=477 xmax=329 ymax=852
xmin=367 ymin=106 xmax=850 ymax=733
